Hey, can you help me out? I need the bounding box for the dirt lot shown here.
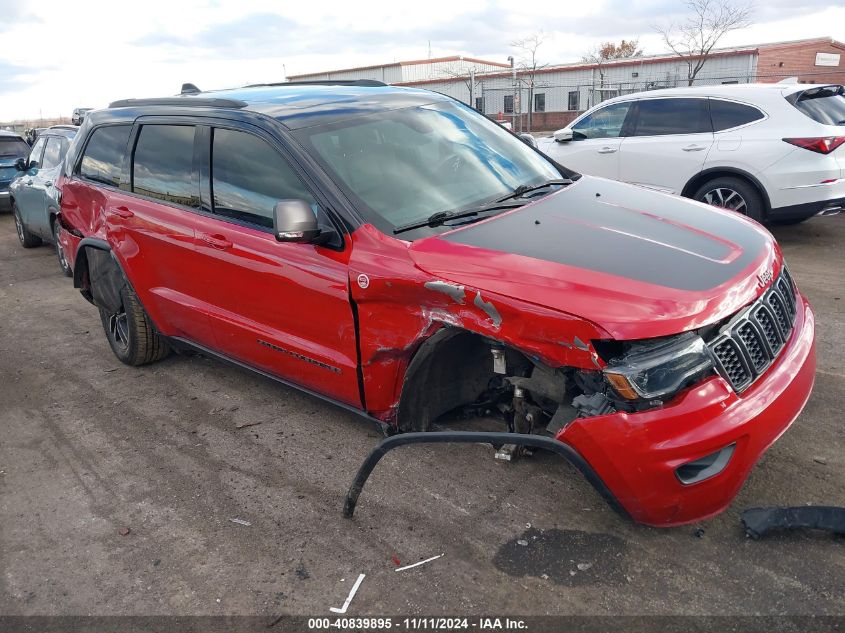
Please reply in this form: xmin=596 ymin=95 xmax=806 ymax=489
xmin=0 ymin=212 xmax=843 ymax=619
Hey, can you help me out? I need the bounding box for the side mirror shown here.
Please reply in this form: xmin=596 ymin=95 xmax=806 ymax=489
xmin=27 ymin=160 xmax=39 ymax=170
xmin=518 ymin=133 xmax=537 ymax=148
xmin=273 ymin=199 xmax=323 ymax=243
xmin=14 ymin=158 xmax=26 ymax=171
xmin=553 ymin=128 xmax=573 ymax=143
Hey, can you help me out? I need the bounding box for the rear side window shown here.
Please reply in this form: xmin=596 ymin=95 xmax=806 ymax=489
xmin=710 ymin=100 xmax=765 ymax=131
xmin=80 ymin=125 xmax=131 ymax=187
xmin=211 ymin=128 xmax=315 ymax=228
xmin=789 ymin=86 xmax=845 ymax=126
xmin=0 ymin=138 xmax=30 ymax=158
xmin=41 ymin=136 xmax=68 ymax=169
xmin=632 ymin=98 xmax=711 ymax=136
xmin=132 ymin=125 xmax=199 ymax=208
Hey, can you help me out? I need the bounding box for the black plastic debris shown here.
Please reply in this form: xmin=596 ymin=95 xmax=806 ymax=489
xmin=741 ymin=506 xmax=845 ymax=539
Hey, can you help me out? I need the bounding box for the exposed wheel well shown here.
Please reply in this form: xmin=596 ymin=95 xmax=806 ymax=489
xmin=682 ymin=169 xmax=771 ymax=217
xmin=396 ymin=328 xmax=535 ymax=432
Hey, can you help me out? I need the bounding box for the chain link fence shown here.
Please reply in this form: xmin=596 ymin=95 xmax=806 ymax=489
xmin=476 ymin=69 xmax=845 ymax=134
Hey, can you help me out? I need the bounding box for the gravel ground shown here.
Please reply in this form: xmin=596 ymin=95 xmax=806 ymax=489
xmin=0 ymin=212 xmax=842 ymax=618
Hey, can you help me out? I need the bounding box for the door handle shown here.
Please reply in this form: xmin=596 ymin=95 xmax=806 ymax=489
xmin=682 ymin=144 xmax=706 ymax=152
xmin=108 ymin=205 xmax=134 ymax=219
xmin=25 ymin=179 xmax=32 ymax=185
xmin=44 ymin=181 xmax=53 ymax=187
xmin=597 ymin=147 xmax=618 ymax=154
xmin=200 ymin=233 xmax=233 ymax=250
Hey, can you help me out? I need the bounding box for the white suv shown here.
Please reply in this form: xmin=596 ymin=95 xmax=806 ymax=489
xmin=539 ymin=83 xmax=845 ymax=224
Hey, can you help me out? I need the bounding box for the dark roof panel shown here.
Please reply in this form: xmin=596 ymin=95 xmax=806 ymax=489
xmin=197 ymin=84 xmax=448 ymax=129
xmin=100 ymin=84 xmax=449 ymax=130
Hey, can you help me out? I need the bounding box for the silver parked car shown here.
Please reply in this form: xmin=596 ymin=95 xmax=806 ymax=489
xmin=10 ymin=125 xmax=78 ymax=275
xmin=71 ymin=108 xmax=93 ymax=126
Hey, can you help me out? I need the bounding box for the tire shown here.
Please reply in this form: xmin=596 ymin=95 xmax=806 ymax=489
xmin=52 ymin=219 xmax=72 ymax=277
xmin=98 ymin=284 xmax=170 ymax=366
xmin=692 ymin=177 xmax=764 ymax=222
xmin=13 ymin=202 xmax=42 ymax=248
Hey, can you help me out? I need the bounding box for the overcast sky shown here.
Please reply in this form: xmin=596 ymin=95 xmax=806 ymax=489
xmin=1 ymin=0 xmax=843 ymax=121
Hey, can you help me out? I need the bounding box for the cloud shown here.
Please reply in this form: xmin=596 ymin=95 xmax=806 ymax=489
xmin=0 ymin=6 xmax=42 ymax=33
xmin=0 ymin=61 xmax=38 ymax=96
xmin=0 ymin=0 xmax=843 ymax=120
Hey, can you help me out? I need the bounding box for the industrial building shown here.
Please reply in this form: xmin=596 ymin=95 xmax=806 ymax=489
xmin=289 ymin=37 xmax=845 ymax=131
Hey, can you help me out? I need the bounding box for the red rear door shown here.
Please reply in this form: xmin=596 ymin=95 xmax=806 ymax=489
xmin=96 ymin=120 xmax=215 ymax=346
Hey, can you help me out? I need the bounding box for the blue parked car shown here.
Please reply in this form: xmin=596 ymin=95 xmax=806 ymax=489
xmin=9 ymin=125 xmax=78 ymax=275
xmin=0 ymin=130 xmax=30 ymax=212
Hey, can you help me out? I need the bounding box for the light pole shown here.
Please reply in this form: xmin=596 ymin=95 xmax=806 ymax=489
xmin=508 ymin=56 xmax=517 ymax=132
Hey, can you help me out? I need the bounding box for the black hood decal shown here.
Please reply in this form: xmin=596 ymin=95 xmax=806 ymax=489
xmin=442 ymin=178 xmax=768 ymax=292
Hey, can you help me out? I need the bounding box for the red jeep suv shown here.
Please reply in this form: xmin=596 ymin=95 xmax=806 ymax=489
xmin=57 ymin=81 xmax=816 ymax=527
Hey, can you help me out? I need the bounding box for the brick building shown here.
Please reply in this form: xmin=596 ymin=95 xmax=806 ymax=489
xmin=289 ymin=37 xmax=845 ymax=131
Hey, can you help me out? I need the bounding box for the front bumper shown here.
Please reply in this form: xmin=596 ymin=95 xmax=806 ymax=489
xmin=558 ymin=294 xmax=816 ymax=527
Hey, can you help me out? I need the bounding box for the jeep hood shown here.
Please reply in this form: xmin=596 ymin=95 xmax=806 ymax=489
xmin=408 ymin=177 xmax=778 ymax=340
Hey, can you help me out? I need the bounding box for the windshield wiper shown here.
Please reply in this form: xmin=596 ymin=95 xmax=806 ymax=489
xmin=496 ymin=179 xmax=572 ymax=202
xmin=393 ymin=200 xmax=525 ymax=235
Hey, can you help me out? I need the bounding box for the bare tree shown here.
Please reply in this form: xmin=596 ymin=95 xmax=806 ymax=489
xmin=582 ymin=39 xmax=643 ymax=103
xmin=511 ymin=31 xmax=548 ymax=133
xmin=655 ymin=0 xmax=753 ymax=86
xmin=437 ymin=63 xmax=483 ymax=110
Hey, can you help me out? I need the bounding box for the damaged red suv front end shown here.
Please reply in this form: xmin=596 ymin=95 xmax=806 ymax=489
xmin=345 ymin=176 xmax=815 ymax=527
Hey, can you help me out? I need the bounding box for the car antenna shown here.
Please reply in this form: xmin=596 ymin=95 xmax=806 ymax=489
xmin=180 ymin=83 xmax=201 ymax=95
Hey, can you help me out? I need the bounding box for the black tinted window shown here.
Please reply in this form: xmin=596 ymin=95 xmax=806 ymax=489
xmin=80 ymin=125 xmax=131 ymax=187
xmin=710 ymin=100 xmax=764 ymax=131
xmin=211 ymin=128 xmax=314 ymax=228
xmin=790 ymin=86 xmax=845 ymax=126
xmin=133 ymin=125 xmax=198 ymax=207
xmin=41 ymin=137 xmax=67 ymax=169
xmin=0 ymin=138 xmax=30 ymax=158
xmin=633 ymin=98 xmax=711 ymax=136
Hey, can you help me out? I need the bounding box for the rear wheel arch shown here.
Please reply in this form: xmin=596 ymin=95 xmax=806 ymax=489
xmin=73 ymin=238 xmax=111 ymax=301
xmin=682 ymin=168 xmax=771 ymax=218
xmin=73 ymin=239 xmax=169 ymax=365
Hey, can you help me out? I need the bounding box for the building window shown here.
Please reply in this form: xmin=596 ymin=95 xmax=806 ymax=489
xmin=504 ymin=94 xmax=514 ymax=114
xmin=475 ymin=97 xmax=484 ymax=112
xmin=534 ymin=93 xmax=545 ymax=112
xmin=568 ymin=90 xmax=580 ymax=111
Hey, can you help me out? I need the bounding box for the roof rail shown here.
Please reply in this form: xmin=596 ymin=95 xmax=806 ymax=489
xmin=108 ymin=97 xmax=248 ymax=109
xmin=49 ymin=124 xmax=79 ymax=130
xmin=245 ymin=79 xmax=388 ymax=88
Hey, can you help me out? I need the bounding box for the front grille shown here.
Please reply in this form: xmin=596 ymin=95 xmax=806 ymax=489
xmin=712 ymin=338 xmax=752 ymax=390
xmin=707 ymin=268 xmax=798 ymax=393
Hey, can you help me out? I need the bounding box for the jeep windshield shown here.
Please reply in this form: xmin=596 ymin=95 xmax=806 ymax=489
xmin=294 ymin=101 xmax=573 ymax=239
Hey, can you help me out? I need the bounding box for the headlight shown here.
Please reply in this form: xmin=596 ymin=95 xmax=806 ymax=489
xmin=603 ymin=333 xmax=714 ymax=401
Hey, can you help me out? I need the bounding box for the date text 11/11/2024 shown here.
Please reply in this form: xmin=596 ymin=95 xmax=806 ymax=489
xmin=306 ymin=617 xmax=528 ymax=630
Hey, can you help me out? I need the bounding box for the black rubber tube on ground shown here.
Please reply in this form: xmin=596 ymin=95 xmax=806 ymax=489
xmin=342 ymin=431 xmax=630 ymax=521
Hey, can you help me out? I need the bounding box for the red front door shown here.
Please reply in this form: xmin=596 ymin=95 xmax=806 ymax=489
xmin=189 ymin=125 xmax=361 ymax=406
